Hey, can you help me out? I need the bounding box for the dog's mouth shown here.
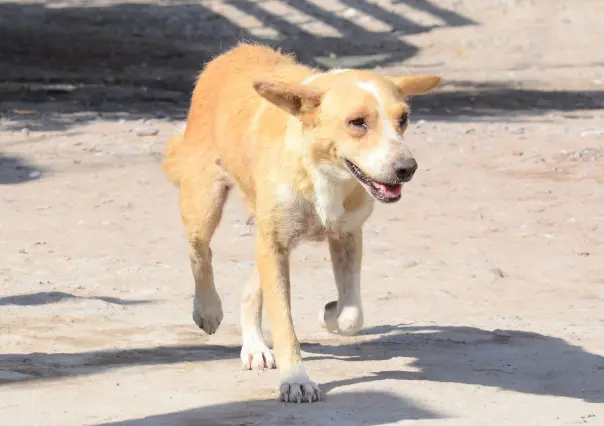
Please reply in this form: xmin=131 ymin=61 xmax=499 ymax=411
xmin=344 ymin=159 xmax=402 ymax=203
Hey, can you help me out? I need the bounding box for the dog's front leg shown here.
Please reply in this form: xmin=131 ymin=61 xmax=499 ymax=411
xmin=322 ymin=229 xmax=364 ymax=335
xmin=256 ymin=229 xmax=321 ymax=403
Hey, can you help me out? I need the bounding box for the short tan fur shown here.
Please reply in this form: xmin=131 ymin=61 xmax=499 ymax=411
xmin=162 ymin=43 xmax=440 ymax=403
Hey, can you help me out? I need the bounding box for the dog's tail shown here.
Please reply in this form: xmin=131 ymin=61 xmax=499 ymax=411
xmin=162 ymin=131 xmax=185 ymax=186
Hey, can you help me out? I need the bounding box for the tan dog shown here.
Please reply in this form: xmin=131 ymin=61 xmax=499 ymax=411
xmin=162 ymin=43 xmax=440 ymax=403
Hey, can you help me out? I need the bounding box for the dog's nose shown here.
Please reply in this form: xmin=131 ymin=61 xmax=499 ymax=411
xmin=394 ymin=158 xmax=418 ymax=182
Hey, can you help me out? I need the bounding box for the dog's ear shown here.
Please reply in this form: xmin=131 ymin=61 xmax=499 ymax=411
xmin=389 ymin=75 xmax=441 ymax=97
xmin=253 ymin=80 xmax=324 ymax=118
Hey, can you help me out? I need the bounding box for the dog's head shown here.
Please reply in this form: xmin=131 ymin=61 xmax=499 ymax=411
xmin=253 ymin=71 xmax=440 ymax=203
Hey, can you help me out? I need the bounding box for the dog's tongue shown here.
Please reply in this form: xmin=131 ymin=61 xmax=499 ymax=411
xmin=373 ymin=182 xmax=402 ymax=198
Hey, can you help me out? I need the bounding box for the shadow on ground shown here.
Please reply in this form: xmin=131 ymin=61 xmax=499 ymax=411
xmin=0 ymin=0 xmax=465 ymax=132
xmin=3 ymin=80 xmax=604 ymax=132
xmin=0 ymin=154 xmax=45 ymax=185
xmin=2 ymin=324 xmax=602 ymax=405
xmin=2 ymin=1 xmax=602 ymax=132
xmin=0 ymin=344 xmax=240 ymax=385
xmin=0 ymin=291 xmax=153 ymax=306
xmin=304 ymin=325 xmax=604 ymax=403
xmin=98 ymin=390 xmax=442 ymax=426
xmin=0 ymin=0 xmax=473 ymax=88
xmin=411 ymin=87 xmax=604 ymax=120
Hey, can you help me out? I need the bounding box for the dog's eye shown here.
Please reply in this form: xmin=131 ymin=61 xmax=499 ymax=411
xmin=398 ymin=114 xmax=409 ymax=128
xmin=349 ymin=117 xmax=367 ymax=130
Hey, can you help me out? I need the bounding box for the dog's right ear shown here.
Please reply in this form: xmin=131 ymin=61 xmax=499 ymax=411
xmin=389 ymin=75 xmax=441 ymax=97
xmin=253 ymin=80 xmax=324 ymax=119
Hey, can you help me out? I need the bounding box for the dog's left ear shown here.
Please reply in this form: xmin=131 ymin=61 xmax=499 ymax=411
xmin=253 ymin=80 xmax=324 ymax=119
xmin=389 ymin=75 xmax=441 ymax=97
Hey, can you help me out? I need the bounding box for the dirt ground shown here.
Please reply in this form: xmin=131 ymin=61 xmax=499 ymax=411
xmin=1 ymin=0 xmax=604 ymax=425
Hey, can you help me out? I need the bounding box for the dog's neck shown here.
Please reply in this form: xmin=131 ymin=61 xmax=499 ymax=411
xmin=284 ymin=117 xmax=369 ymax=229
xmin=310 ymin=165 xmax=358 ymax=228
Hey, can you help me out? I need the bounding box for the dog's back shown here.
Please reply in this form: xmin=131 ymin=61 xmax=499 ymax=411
xmin=162 ymin=44 xmax=313 ymax=191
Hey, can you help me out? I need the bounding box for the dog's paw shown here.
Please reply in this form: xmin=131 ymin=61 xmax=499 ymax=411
xmin=241 ymin=341 xmax=276 ymax=370
xmin=192 ymin=308 xmax=223 ymax=334
xmin=192 ymin=292 xmax=223 ymax=335
xmin=279 ymin=378 xmax=321 ymax=403
xmin=319 ymin=301 xmax=363 ymax=336
xmin=319 ymin=300 xmax=339 ymax=332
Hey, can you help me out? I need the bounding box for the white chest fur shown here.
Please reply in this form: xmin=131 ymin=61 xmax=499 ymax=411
xmin=274 ymin=168 xmax=374 ymax=245
xmin=310 ymin=168 xmax=374 ymax=234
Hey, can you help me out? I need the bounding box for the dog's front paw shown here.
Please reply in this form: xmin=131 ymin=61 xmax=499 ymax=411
xmin=319 ymin=300 xmax=363 ymax=336
xmin=279 ymin=376 xmax=321 ymax=403
xmin=192 ymin=292 xmax=223 ymax=335
xmin=241 ymin=341 xmax=276 ymax=370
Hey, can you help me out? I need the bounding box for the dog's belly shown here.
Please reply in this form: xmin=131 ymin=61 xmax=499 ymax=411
xmin=302 ymin=221 xmax=329 ymax=242
xmin=299 ymin=203 xmax=374 ymax=243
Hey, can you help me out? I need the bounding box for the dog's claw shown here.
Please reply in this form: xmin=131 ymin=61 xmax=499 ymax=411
xmin=279 ymin=381 xmax=321 ymax=403
xmin=241 ymin=342 xmax=276 ymax=370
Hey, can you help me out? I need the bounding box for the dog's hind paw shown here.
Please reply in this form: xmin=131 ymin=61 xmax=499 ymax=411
xmin=241 ymin=342 xmax=276 ymax=370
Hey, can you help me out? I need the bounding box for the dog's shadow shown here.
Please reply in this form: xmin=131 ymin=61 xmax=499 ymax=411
xmin=99 ymin=390 xmax=443 ymax=426
xmin=302 ymin=324 xmax=604 ymax=403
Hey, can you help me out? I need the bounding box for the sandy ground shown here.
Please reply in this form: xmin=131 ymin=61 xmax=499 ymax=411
xmin=1 ymin=0 xmax=604 ymax=425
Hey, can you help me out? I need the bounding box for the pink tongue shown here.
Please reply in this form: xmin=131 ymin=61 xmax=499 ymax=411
xmin=373 ymin=182 xmax=402 ymax=198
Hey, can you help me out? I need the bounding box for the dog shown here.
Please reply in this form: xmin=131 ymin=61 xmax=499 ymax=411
xmin=162 ymin=43 xmax=440 ymax=403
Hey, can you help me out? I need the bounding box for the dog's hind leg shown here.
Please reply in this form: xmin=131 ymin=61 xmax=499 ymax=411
xmin=321 ymin=229 xmax=364 ymax=336
xmin=179 ymin=153 xmax=231 ymax=335
xmin=240 ymin=271 xmax=276 ymax=370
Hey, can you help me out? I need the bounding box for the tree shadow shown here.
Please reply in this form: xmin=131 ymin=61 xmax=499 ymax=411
xmin=4 ymin=1 xmax=600 ymax=131
xmin=0 ymin=344 xmax=240 ymax=385
xmin=0 ymin=81 xmax=190 ymax=132
xmin=393 ymin=0 xmax=475 ymax=27
xmin=302 ymin=325 xmax=604 ymax=403
xmin=0 ymin=153 xmax=45 ymax=185
xmin=98 ymin=391 xmax=444 ymax=426
xmin=411 ymin=85 xmax=604 ymax=119
xmin=0 ymin=0 xmax=476 ymax=131
xmin=0 ymin=0 xmax=475 ymax=86
xmin=0 ymin=291 xmax=153 ymax=307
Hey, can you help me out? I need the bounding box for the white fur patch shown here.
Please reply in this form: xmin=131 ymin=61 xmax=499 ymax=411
xmin=356 ymin=80 xmax=399 ymax=141
xmin=310 ymin=165 xmax=374 ymax=232
xmin=275 ymin=182 xmax=298 ymax=207
xmin=338 ymin=196 xmax=374 ymax=232
xmin=311 ymin=167 xmax=347 ymax=227
xmin=240 ymin=273 xmax=275 ymax=370
xmin=356 ymin=80 xmax=411 ymax=177
xmin=321 ymin=281 xmax=364 ymax=336
xmin=240 ymin=322 xmax=275 ymax=370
